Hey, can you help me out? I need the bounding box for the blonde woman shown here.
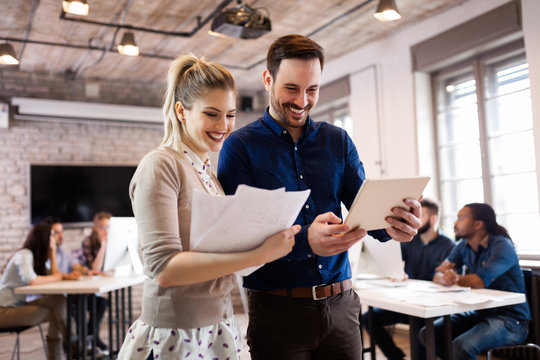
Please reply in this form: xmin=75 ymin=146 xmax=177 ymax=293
xmin=117 ymin=55 xmax=299 ymax=360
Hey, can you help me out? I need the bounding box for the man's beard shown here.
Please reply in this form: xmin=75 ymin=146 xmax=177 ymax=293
xmin=417 ymin=222 xmax=430 ymax=235
xmin=270 ymin=89 xmax=311 ymax=128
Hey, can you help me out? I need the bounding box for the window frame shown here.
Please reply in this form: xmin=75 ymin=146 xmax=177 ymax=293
xmin=431 ymin=39 xmax=539 ymax=256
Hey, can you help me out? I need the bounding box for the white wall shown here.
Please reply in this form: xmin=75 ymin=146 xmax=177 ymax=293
xmin=522 ymin=0 xmax=540 ymax=208
xmin=349 ymin=65 xmax=385 ymax=178
xmin=321 ymin=0 xmax=524 ymax=185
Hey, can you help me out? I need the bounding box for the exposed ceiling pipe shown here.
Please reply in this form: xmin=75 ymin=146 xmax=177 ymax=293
xmin=18 ymin=0 xmax=40 ymax=62
xmin=74 ymin=0 xmax=136 ymax=77
xmin=0 ymin=37 xmax=174 ymax=61
xmin=58 ymin=0 xmax=234 ymax=37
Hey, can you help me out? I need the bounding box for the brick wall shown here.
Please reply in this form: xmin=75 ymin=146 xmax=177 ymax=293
xmin=0 ymin=117 xmax=163 ymax=316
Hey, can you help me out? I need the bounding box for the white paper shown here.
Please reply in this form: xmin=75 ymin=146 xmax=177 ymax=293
xmin=399 ymin=292 xmax=494 ymax=307
xmin=420 ymin=283 xmax=471 ymax=293
xmin=401 ymin=295 xmax=456 ymax=307
xmin=382 ymin=283 xmax=492 ymax=307
xmin=362 ymin=235 xmax=405 ymax=279
xmin=190 ymin=185 xmax=310 ymax=276
xmin=367 ymin=279 xmax=408 ymax=288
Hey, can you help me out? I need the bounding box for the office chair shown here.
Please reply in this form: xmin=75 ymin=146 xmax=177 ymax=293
xmin=0 ymin=324 xmax=47 ymax=360
xmin=486 ymin=268 xmax=540 ymax=360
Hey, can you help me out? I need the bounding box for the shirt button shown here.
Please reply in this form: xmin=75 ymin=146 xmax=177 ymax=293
xmin=294 ymin=147 xmax=298 ymax=151
xmin=305 ymin=204 xmax=310 ymax=209
xmin=318 ymin=265 xmax=322 ymax=269
xmin=282 ymin=130 xmax=287 ymax=134
xmin=299 ymin=175 xmax=304 ymax=179
xmin=307 ymin=254 xmax=312 ymax=258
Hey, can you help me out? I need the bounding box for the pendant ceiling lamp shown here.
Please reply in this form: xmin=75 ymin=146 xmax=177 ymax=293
xmin=0 ymin=43 xmax=20 ymax=65
xmin=62 ymin=0 xmax=89 ymax=16
xmin=117 ymin=32 xmax=140 ymax=57
xmin=374 ymin=0 xmax=402 ymax=22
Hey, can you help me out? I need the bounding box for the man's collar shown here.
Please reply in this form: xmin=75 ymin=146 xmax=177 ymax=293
xmin=262 ymin=107 xmax=314 ymax=138
xmin=478 ymin=234 xmax=490 ymax=249
xmin=465 ymin=234 xmax=491 ymax=250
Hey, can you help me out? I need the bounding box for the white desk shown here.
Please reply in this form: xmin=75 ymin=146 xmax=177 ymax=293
xmin=355 ymin=279 xmax=526 ymax=360
xmin=15 ymin=274 xmax=145 ymax=360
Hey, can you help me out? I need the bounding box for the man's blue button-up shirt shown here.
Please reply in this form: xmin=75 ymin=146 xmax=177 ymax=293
xmin=218 ymin=109 xmax=389 ymax=291
xmin=447 ymin=235 xmax=531 ymax=321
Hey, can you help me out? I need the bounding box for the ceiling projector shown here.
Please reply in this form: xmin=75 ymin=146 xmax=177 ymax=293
xmin=211 ymin=4 xmax=272 ymax=39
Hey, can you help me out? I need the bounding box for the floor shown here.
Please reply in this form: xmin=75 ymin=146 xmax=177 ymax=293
xmin=0 ymin=311 xmax=412 ymax=360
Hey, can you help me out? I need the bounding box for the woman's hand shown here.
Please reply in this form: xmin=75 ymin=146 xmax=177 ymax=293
xmin=100 ymin=236 xmax=108 ymax=247
xmin=62 ymin=272 xmax=82 ymax=280
xmin=255 ymin=225 xmax=300 ymax=264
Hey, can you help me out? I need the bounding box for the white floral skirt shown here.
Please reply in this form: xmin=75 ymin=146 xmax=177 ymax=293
xmin=117 ymin=316 xmax=243 ymax=360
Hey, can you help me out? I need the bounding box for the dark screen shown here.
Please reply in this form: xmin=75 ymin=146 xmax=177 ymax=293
xmin=30 ymin=165 xmax=137 ymax=224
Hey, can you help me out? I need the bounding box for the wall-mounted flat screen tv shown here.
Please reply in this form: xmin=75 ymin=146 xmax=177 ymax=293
xmin=30 ymin=165 xmax=137 ymax=225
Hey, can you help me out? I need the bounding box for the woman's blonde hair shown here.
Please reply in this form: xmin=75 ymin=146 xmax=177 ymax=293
xmin=162 ymin=54 xmax=236 ymax=152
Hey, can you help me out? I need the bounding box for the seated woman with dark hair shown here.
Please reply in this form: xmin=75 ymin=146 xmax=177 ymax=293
xmin=0 ymin=224 xmax=68 ymax=360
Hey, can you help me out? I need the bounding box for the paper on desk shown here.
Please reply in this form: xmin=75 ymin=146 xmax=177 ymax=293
xmin=420 ymin=283 xmax=471 ymax=293
xmin=367 ymin=279 xmax=408 ymax=288
xmin=190 ymin=185 xmax=310 ymax=276
xmin=401 ymin=295 xmax=456 ymax=307
xmin=400 ymin=292 xmax=495 ymax=307
xmin=384 ymin=285 xmax=494 ymax=307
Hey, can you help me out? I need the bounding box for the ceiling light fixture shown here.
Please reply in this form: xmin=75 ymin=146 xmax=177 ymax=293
xmin=210 ymin=0 xmax=271 ymax=39
xmin=62 ymin=0 xmax=89 ymax=16
xmin=374 ymin=0 xmax=401 ymax=22
xmin=0 ymin=43 xmax=20 ymax=65
xmin=117 ymin=32 xmax=139 ymax=56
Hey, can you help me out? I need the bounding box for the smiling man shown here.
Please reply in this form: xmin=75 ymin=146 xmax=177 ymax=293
xmin=218 ymin=34 xmax=422 ymax=360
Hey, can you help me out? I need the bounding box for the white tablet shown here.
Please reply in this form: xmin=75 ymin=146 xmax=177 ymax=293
xmin=344 ymin=176 xmax=430 ymax=231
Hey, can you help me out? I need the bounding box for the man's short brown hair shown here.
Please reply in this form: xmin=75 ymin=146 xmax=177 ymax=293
xmin=421 ymin=199 xmax=439 ymax=217
xmin=266 ymin=34 xmax=325 ymax=79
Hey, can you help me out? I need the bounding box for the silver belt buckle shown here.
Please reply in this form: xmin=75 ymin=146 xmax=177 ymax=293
xmin=312 ymin=284 xmax=326 ymax=300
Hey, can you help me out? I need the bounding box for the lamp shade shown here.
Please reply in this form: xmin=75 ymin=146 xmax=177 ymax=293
xmin=0 ymin=43 xmax=20 ymax=65
xmin=118 ymin=32 xmax=139 ymax=56
xmin=62 ymin=0 xmax=89 ymax=16
xmin=374 ymin=0 xmax=402 ymax=21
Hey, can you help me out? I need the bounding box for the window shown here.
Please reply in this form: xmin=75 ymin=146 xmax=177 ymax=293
xmin=333 ymin=111 xmax=353 ymax=136
xmin=312 ymin=98 xmax=353 ymax=136
xmin=434 ymin=44 xmax=539 ymax=254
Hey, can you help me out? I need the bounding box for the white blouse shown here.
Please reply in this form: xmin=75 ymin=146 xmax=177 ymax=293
xmin=0 ymin=249 xmax=37 ymax=307
xmin=182 ymin=145 xmax=220 ymax=196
